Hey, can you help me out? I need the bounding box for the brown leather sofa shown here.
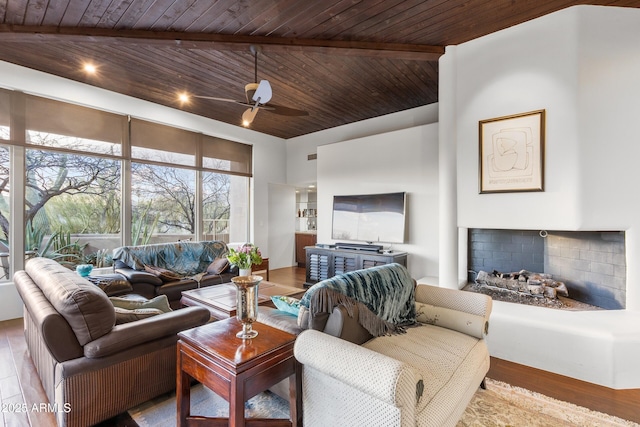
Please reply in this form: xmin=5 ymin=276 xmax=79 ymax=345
xmin=14 ymin=257 xmax=210 ymax=427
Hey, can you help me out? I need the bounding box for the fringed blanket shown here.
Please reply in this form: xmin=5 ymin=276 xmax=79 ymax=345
xmin=299 ymin=263 xmax=416 ymax=336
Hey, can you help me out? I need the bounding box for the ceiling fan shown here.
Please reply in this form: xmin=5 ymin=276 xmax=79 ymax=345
xmin=183 ymin=46 xmax=309 ymax=127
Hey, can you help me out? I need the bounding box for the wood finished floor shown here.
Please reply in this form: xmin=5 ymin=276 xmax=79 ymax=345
xmin=2 ymin=266 xmax=639 ymax=426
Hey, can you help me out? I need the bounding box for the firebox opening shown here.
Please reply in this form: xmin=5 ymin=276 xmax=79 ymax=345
xmin=466 ymin=229 xmax=626 ymax=310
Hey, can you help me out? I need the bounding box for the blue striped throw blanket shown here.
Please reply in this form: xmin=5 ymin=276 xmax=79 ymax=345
xmin=300 ymin=263 xmax=416 ymax=336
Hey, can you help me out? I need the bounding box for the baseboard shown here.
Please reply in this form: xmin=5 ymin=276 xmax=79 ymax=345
xmin=487 ymin=356 xmax=640 ymax=424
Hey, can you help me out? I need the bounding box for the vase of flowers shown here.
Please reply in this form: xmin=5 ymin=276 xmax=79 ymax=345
xmin=227 ymin=243 xmax=263 ymax=276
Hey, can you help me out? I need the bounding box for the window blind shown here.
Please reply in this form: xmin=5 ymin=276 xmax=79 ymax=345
xmin=24 ymin=95 xmax=125 ymax=144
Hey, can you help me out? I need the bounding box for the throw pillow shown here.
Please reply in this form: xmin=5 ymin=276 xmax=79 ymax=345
xmin=86 ymin=274 xmax=133 ymax=296
xmin=109 ymin=294 xmax=173 ymax=313
xmin=415 ymin=301 xmax=488 ymax=339
xmin=297 ymin=305 xmax=310 ymax=329
xmin=113 ymin=307 xmax=165 ymax=325
xmin=144 ymin=265 xmax=181 ymax=282
xmin=271 ymin=295 xmax=301 ymax=316
xmin=207 ymin=257 xmax=230 ymax=275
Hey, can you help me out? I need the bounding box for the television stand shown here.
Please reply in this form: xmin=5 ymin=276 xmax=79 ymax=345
xmin=334 ymin=242 xmax=383 ymax=252
xmin=304 ymin=246 xmax=407 ymax=287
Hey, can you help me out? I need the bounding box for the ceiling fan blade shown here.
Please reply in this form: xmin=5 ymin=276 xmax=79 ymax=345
xmin=264 ymin=103 xmax=309 ymax=117
xmin=191 ymin=95 xmax=245 ymax=104
xmin=253 ymin=80 xmax=272 ymax=104
xmin=242 ymin=107 xmax=260 ymax=126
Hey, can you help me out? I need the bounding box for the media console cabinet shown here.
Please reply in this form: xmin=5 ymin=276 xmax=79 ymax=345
xmin=304 ymin=246 xmax=407 ymax=287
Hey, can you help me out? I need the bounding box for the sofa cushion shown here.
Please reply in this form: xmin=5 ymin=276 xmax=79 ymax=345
xmin=109 ymin=295 xmax=172 ymax=313
xmin=144 ymin=265 xmax=182 ymax=282
xmin=25 ymin=257 xmax=115 ymax=346
xmin=86 ymin=273 xmax=133 ymax=296
xmin=207 ymin=257 xmax=230 ymax=275
xmin=110 ymin=295 xmax=173 ymax=325
xmin=415 ymin=301 xmax=488 ymax=339
xmin=363 ymin=324 xmax=481 ymax=414
xmin=113 ymin=307 xmax=165 ymax=324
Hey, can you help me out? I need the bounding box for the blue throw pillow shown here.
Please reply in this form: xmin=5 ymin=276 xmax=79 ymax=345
xmin=271 ymin=295 xmax=300 ymax=316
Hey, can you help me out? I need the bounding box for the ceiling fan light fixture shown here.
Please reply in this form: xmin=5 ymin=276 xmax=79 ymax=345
xmin=242 ymin=107 xmax=258 ymax=127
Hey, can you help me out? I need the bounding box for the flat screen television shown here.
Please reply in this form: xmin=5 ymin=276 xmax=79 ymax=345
xmin=331 ymin=192 xmax=406 ymax=244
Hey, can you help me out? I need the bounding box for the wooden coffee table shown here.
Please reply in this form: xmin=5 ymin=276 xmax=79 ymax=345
xmin=181 ymin=280 xmax=306 ymax=320
xmin=177 ymin=317 xmax=301 ymax=427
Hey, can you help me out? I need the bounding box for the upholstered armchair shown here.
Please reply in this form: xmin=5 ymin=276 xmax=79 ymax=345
xmin=293 ymin=282 xmax=493 ymax=427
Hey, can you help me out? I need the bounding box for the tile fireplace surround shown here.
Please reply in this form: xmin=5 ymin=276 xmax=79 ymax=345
xmin=426 ymin=228 xmax=640 ymax=390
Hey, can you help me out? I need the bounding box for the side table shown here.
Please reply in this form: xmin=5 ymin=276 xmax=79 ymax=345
xmin=177 ymin=317 xmax=301 ymax=427
xmin=252 ymin=257 xmax=269 ymax=280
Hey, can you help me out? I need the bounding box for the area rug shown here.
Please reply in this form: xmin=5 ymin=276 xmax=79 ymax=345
xmin=127 ymin=378 xmax=639 ymax=427
xmin=129 ymin=384 xmax=289 ymax=427
xmin=458 ymin=379 xmax=638 ymax=427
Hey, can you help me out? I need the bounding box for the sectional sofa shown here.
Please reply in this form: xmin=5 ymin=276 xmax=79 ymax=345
xmin=13 ymin=257 xmax=210 ymax=427
xmin=112 ymin=240 xmax=237 ymax=308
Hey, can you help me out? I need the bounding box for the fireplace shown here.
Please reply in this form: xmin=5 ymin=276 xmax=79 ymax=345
xmin=467 ymin=229 xmax=626 ymax=310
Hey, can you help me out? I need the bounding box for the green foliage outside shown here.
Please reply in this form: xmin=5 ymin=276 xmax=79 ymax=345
xmin=0 ymin=134 xmax=235 ymax=271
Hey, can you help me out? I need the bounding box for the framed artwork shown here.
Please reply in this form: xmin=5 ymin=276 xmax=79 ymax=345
xmin=479 ymin=109 xmax=545 ymax=193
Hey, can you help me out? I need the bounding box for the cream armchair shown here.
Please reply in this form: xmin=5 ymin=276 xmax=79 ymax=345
xmin=293 ymin=283 xmax=492 ymax=427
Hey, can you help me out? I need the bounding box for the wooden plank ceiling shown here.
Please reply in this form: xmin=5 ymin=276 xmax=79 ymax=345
xmin=0 ymin=0 xmax=638 ymax=139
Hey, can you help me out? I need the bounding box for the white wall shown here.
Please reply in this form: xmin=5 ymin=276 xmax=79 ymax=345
xmin=267 ymin=183 xmax=296 ymax=269
xmin=0 ymin=60 xmax=286 ymax=321
xmin=445 ymin=5 xmax=640 ymax=388
xmin=316 ymin=124 xmax=439 ymax=279
xmin=286 ymin=104 xmax=438 ymax=187
xmin=455 ymin=7 xmax=582 ymax=231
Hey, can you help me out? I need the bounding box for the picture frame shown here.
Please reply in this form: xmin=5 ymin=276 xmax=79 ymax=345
xmin=479 ymin=109 xmax=545 ymax=193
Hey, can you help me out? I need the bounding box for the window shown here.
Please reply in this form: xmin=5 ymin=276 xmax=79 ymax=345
xmin=0 ymin=91 xmax=8 ymax=140
xmin=25 ymin=147 xmax=121 ymax=266
xmin=131 ymin=162 xmax=195 ymax=242
xmin=130 ymin=119 xmax=253 ymax=244
xmin=130 ymin=119 xmax=197 ymax=166
xmin=0 ymin=146 xmax=9 ymax=281
xmin=0 ymin=90 xmax=253 ymax=278
xmin=203 ymin=172 xmax=249 ymax=243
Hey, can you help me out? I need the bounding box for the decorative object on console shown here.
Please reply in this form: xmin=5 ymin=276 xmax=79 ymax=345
xmin=231 ymin=275 xmax=263 ymax=339
xmin=227 ymin=243 xmax=263 ymax=276
xmin=76 ymin=263 xmax=93 ymax=277
xmin=479 ymin=109 xmax=545 ymax=193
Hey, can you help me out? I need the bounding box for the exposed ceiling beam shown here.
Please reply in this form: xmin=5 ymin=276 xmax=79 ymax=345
xmin=0 ymin=25 xmax=444 ymax=62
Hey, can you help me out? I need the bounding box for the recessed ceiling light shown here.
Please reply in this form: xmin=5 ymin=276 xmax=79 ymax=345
xmin=178 ymin=93 xmax=190 ymax=103
xmin=83 ymin=63 xmax=97 ymax=74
